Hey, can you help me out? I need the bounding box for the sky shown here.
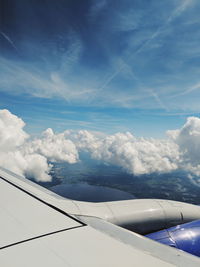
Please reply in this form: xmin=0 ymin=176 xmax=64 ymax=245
xmin=2 ymin=0 xmax=200 ymax=182
xmin=1 ymin=0 xmax=200 ymax=138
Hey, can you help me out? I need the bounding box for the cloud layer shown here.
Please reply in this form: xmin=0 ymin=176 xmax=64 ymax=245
xmin=1 ymin=109 xmax=200 ymax=182
xmin=0 ymin=109 xmax=78 ymax=181
xmin=1 ymin=0 xmax=200 ymax=111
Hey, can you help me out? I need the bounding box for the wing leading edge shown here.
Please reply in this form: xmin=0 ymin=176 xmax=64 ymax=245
xmin=1 ymin=167 xmax=200 ymax=266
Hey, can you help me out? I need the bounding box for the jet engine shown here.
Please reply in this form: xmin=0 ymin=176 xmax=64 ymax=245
xmin=146 ymin=219 xmax=200 ymax=257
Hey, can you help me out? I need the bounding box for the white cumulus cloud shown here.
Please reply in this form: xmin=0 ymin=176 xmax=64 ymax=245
xmin=68 ymin=131 xmax=179 ymax=175
xmin=0 ymin=109 xmax=28 ymax=150
xmin=168 ymin=116 xmax=200 ymax=175
xmin=0 ymin=109 xmax=79 ymax=181
xmin=24 ymin=128 xmax=79 ymax=164
xmin=1 ymin=110 xmax=200 ymax=182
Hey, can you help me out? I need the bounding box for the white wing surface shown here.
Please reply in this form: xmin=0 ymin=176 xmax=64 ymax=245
xmin=1 ymin=167 xmax=200 ymax=266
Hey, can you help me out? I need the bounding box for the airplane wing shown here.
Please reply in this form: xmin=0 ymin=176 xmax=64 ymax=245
xmin=1 ymin=167 xmax=200 ymax=266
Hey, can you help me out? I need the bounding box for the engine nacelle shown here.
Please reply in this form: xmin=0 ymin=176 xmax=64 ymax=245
xmin=146 ymin=219 xmax=200 ymax=257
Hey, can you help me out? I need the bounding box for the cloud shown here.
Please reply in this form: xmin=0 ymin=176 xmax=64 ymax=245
xmin=173 ymin=82 xmax=200 ymax=98
xmin=0 ymin=109 xmax=79 ymax=182
xmin=168 ymin=117 xmax=200 ymax=175
xmin=70 ymin=123 xmax=200 ymax=177
xmin=96 ymin=0 xmax=195 ymax=93
xmin=24 ymin=128 xmax=79 ymax=164
xmin=0 ymin=109 xmax=28 ymax=150
xmin=173 ymin=0 xmax=195 ymax=17
xmin=52 ymin=117 xmax=200 ymax=177
xmin=2 ymin=110 xmax=200 ymax=182
xmin=1 ymin=1 xmax=200 ymax=112
xmin=0 ymin=31 xmax=19 ymax=53
xmin=67 ymin=131 xmax=179 ymax=175
xmin=0 ymin=52 xmax=93 ymax=102
xmin=89 ymin=0 xmax=108 ymax=20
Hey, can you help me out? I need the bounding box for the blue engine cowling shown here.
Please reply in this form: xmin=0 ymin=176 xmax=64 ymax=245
xmin=146 ymin=219 xmax=200 ymax=257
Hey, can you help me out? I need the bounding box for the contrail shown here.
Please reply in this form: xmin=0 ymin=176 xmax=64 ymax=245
xmin=98 ymin=0 xmax=193 ymax=91
xmin=148 ymin=89 xmax=169 ymax=112
xmin=0 ymin=31 xmax=19 ymax=53
xmin=170 ymin=82 xmax=200 ymax=99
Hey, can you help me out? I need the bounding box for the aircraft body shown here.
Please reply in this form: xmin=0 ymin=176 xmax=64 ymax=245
xmin=1 ymin=167 xmax=200 ymax=266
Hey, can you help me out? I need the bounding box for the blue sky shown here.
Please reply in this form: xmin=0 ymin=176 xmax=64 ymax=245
xmin=0 ymin=0 xmax=200 ymax=137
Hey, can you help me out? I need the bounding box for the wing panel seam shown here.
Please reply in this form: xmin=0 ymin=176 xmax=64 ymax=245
xmin=0 ymin=225 xmax=85 ymax=250
xmin=0 ymin=176 xmax=86 ymax=226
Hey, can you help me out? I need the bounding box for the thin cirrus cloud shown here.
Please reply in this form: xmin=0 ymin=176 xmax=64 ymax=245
xmin=0 ymin=0 xmax=200 ymax=111
xmin=1 ymin=109 xmax=200 ymax=182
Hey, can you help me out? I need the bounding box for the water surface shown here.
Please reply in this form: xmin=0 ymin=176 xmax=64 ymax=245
xmin=51 ymin=183 xmax=135 ymax=202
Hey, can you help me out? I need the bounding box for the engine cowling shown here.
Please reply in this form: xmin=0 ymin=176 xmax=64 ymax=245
xmin=146 ymin=219 xmax=200 ymax=257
